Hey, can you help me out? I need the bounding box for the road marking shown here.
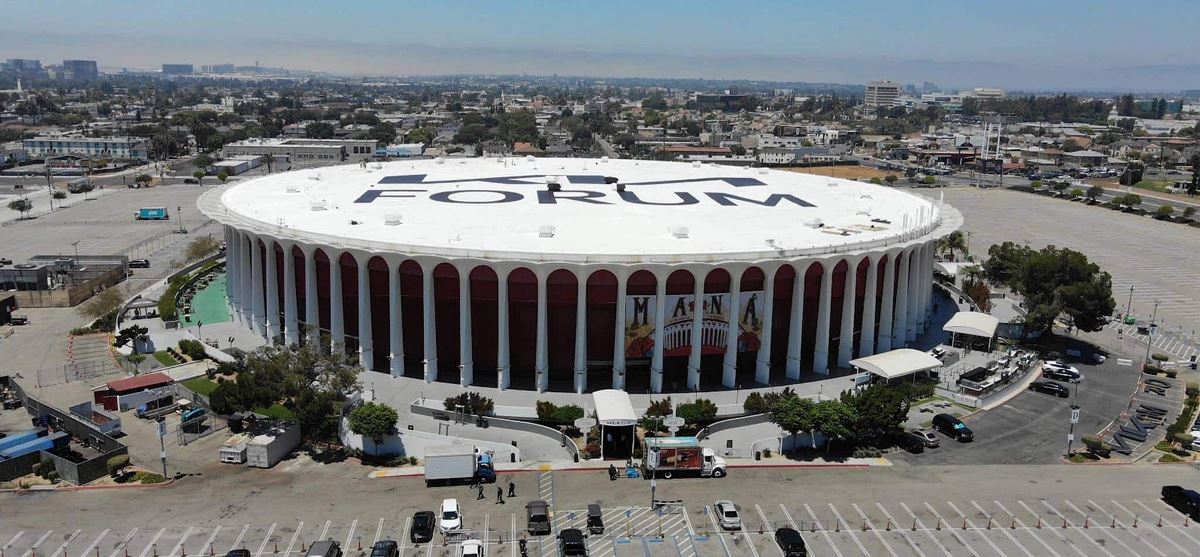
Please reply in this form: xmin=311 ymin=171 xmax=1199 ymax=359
xmin=21 ymin=530 xmax=54 ymax=557
xmin=282 ymin=522 xmax=304 ymax=557
xmin=167 ymin=528 xmax=193 ymax=557
xmin=944 ymin=501 xmax=1006 ymax=557
xmin=197 ymin=527 xmax=221 ymax=557
xmin=966 ymin=501 xmax=1034 ymax=557
xmin=253 ymin=524 xmax=276 ymax=557
xmin=919 ymin=502 xmax=981 ymax=557
xmin=782 ymin=504 xmax=840 ymax=557
xmin=849 ymin=503 xmax=898 ymax=557
xmin=822 ymin=503 xmax=869 ymax=557
xmin=317 ymin=522 xmax=330 ymax=543
xmin=876 ymin=503 xmax=935 ymax=557
xmin=1038 ymin=500 xmax=1121 ymax=557
xmin=79 ymin=529 xmax=111 ymax=557
xmin=396 ymin=517 xmax=410 ymax=557
xmin=344 ymin=519 xmax=358 ymax=549
xmin=372 ymin=519 xmax=384 ymax=546
xmin=703 ymin=506 xmax=733 ymax=557
xmin=678 ymin=510 xmax=697 ymax=557
xmin=1111 ymin=500 xmax=1197 ymax=552
xmin=108 ymin=529 xmax=138 ymax=557
xmin=754 ymin=504 xmax=772 ymax=532
xmin=49 ymin=530 xmax=81 ymax=557
xmin=1132 ymin=500 xmax=1200 ymax=549
xmin=135 ymin=529 xmax=166 ymax=557
xmin=510 ymin=513 xmax=516 ymax=557
xmin=483 ymin=514 xmax=489 ymax=552
xmin=990 ymin=501 xmax=1062 ymax=557
xmin=1015 ymin=500 xmax=1090 ymax=557
xmin=1075 ymin=500 xmax=1171 ymax=557
xmin=229 ymin=525 xmax=249 ymax=552
xmin=1 ymin=533 xmax=23 ymax=553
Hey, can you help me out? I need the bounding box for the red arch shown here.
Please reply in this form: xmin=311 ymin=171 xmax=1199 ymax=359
xmin=468 ymin=265 xmax=500 ymax=386
xmin=546 ymin=269 xmax=579 ymax=387
xmin=432 ymin=263 xmax=460 ymax=380
xmin=507 ymin=267 xmax=538 ymax=382
xmin=398 ymin=259 xmax=423 ymax=375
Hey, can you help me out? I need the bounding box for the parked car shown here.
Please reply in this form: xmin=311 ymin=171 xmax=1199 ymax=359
xmin=184 ymin=177 xmax=199 ymax=184
xmin=908 ymin=429 xmax=940 ymax=448
xmin=459 ymin=539 xmax=484 ymax=557
xmin=1162 ymin=486 xmax=1200 ymax=521
xmin=586 ymin=504 xmax=604 ymax=535
xmin=226 ymin=550 xmax=251 ymax=557
xmin=714 ymin=500 xmax=742 ymax=530
xmin=932 ymin=413 xmax=974 ymax=442
xmin=411 ymin=511 xmax=436 ymax=543
xmin=370 ymin=541 xmax=398 ymax=557
xmin=439 ymin=498 xmax=462 ymax=532
xmin=1028 ymin=381 xmax=1071 ymax=398
xmin=1042 ymin=367 xmax=1082 ymax=383
xmin=306 ymin=541 xmax=341 ymax=557
xmin=0 ymin=257 xmax=12 ymax=265
xmin=526 ymin=500 xmax=551 ymax=535
xmin=773 ymin=527 xmax=808 ymax=557
xmin=896 ymin=433 xmax=925 ymax=453
xmin=1042 ymin=360 xmax=1079 ymax=375
xmin=129 ymin=258 xmax=151 ymax=268
xmin=557 ymin=529 xmax=587 ymax=557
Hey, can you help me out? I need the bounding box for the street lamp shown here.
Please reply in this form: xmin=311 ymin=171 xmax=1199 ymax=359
xmin=1143 ymin=300 xmax=1160 ymax=366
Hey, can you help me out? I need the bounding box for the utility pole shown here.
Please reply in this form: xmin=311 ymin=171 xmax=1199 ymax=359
xmin=1143 ymin=299 xmax=1160 ymax=366
xmin=1066 ymin=381 xmax=1080 ymax=457
xmin=1125 ymin=285 xmax=1135 ymax=319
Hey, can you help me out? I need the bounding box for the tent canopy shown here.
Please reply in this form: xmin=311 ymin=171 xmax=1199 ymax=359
xmin=943 ymin=311 xmax=1000 ymax=339
xmin=593 ymin=389 xmax=637 ymax=426
xmin=849 ymin=349 xmax=943 ymax=380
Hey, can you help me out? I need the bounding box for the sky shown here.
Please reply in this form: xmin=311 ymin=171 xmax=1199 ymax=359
xmin=1 ymin=0 xmax=1197 ymax=91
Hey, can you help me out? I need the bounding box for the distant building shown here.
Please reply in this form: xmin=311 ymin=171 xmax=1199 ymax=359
xmin=377 ymin=143 xmax=425 ymax=158
xmin=24 ymin=136 xmax=148 ymax=160
xmin=201 ymin=63 xmax=235 ymax=73
xmin=61 ymin=59 xmax=98 ymax=80
xmin=964 ymin=87 xmax=1006 ymax=100
xmin=162 ymin=64 xmax=193 ymax=75
xmin=3 ymin=58 xmax=43 ymax=77
xmin=864 ymin=80 xmax=902 ymax=108
xmin=221 ymin=138 xmax=377 ymax=165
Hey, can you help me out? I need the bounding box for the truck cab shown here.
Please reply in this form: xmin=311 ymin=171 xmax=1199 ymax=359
xmin=476 ymin=452 xmax=496 ymax=483
xmin=700 ymin=447 xmax=727 ymax=478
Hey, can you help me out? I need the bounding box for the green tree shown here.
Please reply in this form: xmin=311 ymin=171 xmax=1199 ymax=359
xmin=768 ymin=396 xmax=817 ymax=443
xmin=999 ymin=245 xmax=1116 ymax=335
xmin=305 ymin=121 xmax=335 ymax=139
xmin=348 ymin=401 xmax=399 ymax=446
xmin=676 ymin=399 xmax=718 ymax=425
xmin=217 ymin=171 xmax=229 ymax=184
xmin=185 ymin=235 xmax=221 ymax=260
xmin=922 ymin=175 xmax=937 ymax=185
xmin=1069 ymin=188 xmax=1083 ymax=198
xmin=1189 ymin=153 xmax=1199 ymax=197
xmin=982 ymin=241 xmax=1031 ymax=289
xmin=7 ymin=197 xmax=33 ymax=218
xmin=193 ymin=153 xmax=214 ymax=168
xmin=406 ymin=127 xmax=434 ymax=145
xmin=943 ymin=230 xmax=966 ymax=260
xmin=1061 ymin=138 xmax=1081 ymax=152
xmin=1086 ymin=184 xmax=1104 ymax=200
xmin=1155 ymin=205 xmax=1175 ymax=218
xmin=884 ymin=174 xmax=898 ymax=185
xmin=51 ymin=190 xmax=67 ymax=200
xmin=77 ymin=287 xmax=125 ymax=330
xmin=869 ymin=177 xmax=882 ymax=185
xmin=810 ymin=400 xmax=855 ymax=451
xmin=192 ymin=170 xmax=204 ymax=183
xmin=1183 ymin=207 xmax=1196 ymax=219
xmin=840 ymin=385 xmax=909 ymax=445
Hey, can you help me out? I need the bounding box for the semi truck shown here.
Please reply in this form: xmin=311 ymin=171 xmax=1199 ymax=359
xmin=423 ymin=447 xmax=496 ymax=486
xmin=136 ymin=207 xmax=169 ymax=220
xmin=0 ymin=431 xmax=69 ymax=460
xmin=642 ymin=436 xmax=727 ymax=479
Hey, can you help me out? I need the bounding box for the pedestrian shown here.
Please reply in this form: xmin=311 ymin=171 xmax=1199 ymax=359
xmin=608 ymin=464 xmax=617 ymax=481
xmin=496 ymin=485 xmax=505 ymax=504
xmin=477 ymin=483 xmax=485 ymax=500
xmin=507 ymin=480 xmax=516 ymax=498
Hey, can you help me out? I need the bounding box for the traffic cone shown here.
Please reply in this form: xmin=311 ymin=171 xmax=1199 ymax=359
xmin=962 ymin=518 xmax=968 ymax=530
xmin=885 ymin=519 xmax=891 ymax=532
xmin=357 ymin=538 xmax=361 ymax=551
xmin=274 ymin=542 xmax=278 ymax=554
xmin=153 ymin=544 xmax=158 ymax=557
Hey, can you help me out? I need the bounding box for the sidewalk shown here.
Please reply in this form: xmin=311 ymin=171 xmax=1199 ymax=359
xmin=366 ymin=455 xmax=889 ymax=478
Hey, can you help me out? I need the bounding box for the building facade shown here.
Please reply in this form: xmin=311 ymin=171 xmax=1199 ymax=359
xmin=23 ymin=136 xmax=149 ymax=160
xmin=222 ymin=138 xmax=378 ymax=164
xmin=61 ymin=60 xmax=98 ymax=80
xmin=865 ymin=80 xmax=902 ymax=108
xmin=162 ymin=64 xmax=194 ymax=75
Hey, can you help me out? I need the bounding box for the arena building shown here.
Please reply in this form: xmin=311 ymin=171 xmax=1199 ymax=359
xmin=199 ymin=157 xmax=962 ymax=393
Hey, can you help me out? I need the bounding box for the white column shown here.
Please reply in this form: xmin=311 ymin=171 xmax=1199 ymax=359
xmin=858 ymin=256 xmax=879 ymax=357
xmin=357 ymin=255 xmax=374 ymax=370
xmin=240 ymin=233 xmax=253 ymax=326
xmin=574 ymin=275 xmax=587 ymax=394
xmin=388 ymin=258 xmax=404 ymax=377
xmin=785 ymin=262 xmax=806 ymax=380
xmin=923 ymin=243 xmax=935 ymax=323
xmin=534 ymin=270 xmax=548 ymax=393
xmin=283 ymin=242 xmax=299 ymax=345
xmin=906 ymin=247 xmax=920 ymax=343
xmin=422 ymin=264 xmax=437 ymax=382
xmin=612 ymin=270 xmax=629 ymax=390
xmin=913 ymin=245 xmax=926 ymax=335
xmin=264 ymin=240 xmax=280 ymax=340
xmin=650 ymin=272 xmax=667 ymax=393
xmin=304 ymin=247 xmax=319 ymax=345
xmin=877 ymin=253 xmax=897 ymax=352
xmin=249 ymin=235 xmax=265 ymax=336
xmin=892 ymin=249 xmax=910 ymax=347
xmin=812 ymin=262 xmax=835 ymax=375
xmin=687 ymin=272 xmax=704 ymax=390
xmin=329 ymin=251 xmax=345 ymax=350
xmin=837 ymin=259 xmax=857 ymax=368
xmin=755 ymin=267 xmax=775 ymax=385
xmin=224 ymin=228 xmax=236 ymax=313
xmin=497 ymin=268 xmax=510 ymax=390
xmin=458 ymin=268 xmax=473 ymax=386
xmin=722 ymin=272 xmax=741 ymax=388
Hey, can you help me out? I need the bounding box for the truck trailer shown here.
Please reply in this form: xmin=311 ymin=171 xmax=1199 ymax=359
xmin=0 ymin=431 xmax=69 ymax=460
xmin=423 ymin=447 xmax=496 ymax=486
xmin=0 ymin=427 xmax=46 ymax=452
xmin=642 ymin=436 xmax=727 ymax=479
xmin=135 ymin=207 xmax=169 ymax=220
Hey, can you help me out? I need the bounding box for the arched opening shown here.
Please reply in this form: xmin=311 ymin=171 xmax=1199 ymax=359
xmin=624 ymin=269 xmax=657 ymax=392
xmin=852 ymin=258 xmax=870 ymax=354
xmin=546 ymin=269 xmax=578 ymax=391
xmin=313 ymin=248 xmax=331 ymax=339
xmin=699 ymin=268 xmax=730 ymax=390
xmin=802 ymin=262 xmax=823 ymax=372
xmin=585 ymin=270 xmax=618 ymax=391
xmin=338 ymin=252 xmax=359 ymax=356
xmin=507 ymin=267 xmax=538 ymax=390
xmin=662 ymin=269 xmax=695 ymax=392
xmin=469 ymin=266 xmax=499 ymax=387
xmin=736 ymin=266 xmax=766 ymax=386
xmin=367 ymin=256 xmax=390 ymax=372
xmin=829 ymin=259 xmax=850 ymax=367
xmin=770 ymin=265 xmax=796 ymax=383
xmin=291 ymin=245 xmax=307 ymax=342
xmin=398 ymin=260 xmax=424 ymax=378
xmin=432 ymin=262 xmax=460 ymax=384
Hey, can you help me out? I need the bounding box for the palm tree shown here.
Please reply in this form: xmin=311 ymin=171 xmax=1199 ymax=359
xmin=259 ymin=154 xmax=273 ymax=174
xmin=961 ymin=264 xmax=985 ymax=287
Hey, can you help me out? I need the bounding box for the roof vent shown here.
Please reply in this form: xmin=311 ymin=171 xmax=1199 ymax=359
xmin=600 ymin=156 xmax=610 ymax=163
xmin=615 ymin=183 xmax=626 ymax=193
xmin=435 ymin=157 xmax=445 ymax=165
xmin=384 ymin=214 xmax=403 ymax=226
xmin=604 ymin=176 xmax=619 ymax=184
xmin=758 ymin=168 xmax=768 ymax=175
xmin=538 ymin=225 xmax=556 ymax=238
xmin=525 ymin=155 xmax=536 ymax=163
xmin=286 ymin=185 xmax=300 ymax=193
xmin=805 ymin=218 xmax=824 ymax=228
xmin=547 ymin=182 xmax=561 ymax=192
xmin=827 ymin=180 xmax=838 ymax=187
xmin=692 ymin=161 xmax=701 ymax=168
xmin=669 ymin=225 xmax=690 ymax=239
xmin=310 ymin=200 xmax=328 ymax=211
xmin=765 ymin=238 xmax=777 ymax=247
xmin=308 ymin=174 xmax=321 ymax=181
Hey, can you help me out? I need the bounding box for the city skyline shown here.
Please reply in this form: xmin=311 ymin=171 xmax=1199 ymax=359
xmin=1 ymin=0 xmax=1198 ymax=91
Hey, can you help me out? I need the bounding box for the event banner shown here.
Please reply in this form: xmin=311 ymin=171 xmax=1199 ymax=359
xmin=624 ymin=292 xmax=764 ymax=358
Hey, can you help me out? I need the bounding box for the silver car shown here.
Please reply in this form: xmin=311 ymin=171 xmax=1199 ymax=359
xmin=909 ymin=429 xmax=940 ymax=448
xmin=714 ymin=500 xmax=742 ymax=530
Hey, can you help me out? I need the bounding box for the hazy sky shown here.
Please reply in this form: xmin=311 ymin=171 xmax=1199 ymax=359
xmin=2 ymin=0 xmax=1197 ymax=91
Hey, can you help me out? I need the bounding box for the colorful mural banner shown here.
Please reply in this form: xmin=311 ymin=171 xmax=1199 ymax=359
xmin=623 ymin=291 xmax=764 ymax=358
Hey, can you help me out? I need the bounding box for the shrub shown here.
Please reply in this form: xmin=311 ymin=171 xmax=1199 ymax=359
xmin=70 ymin=326 xmax=96 ymax=335
xmin=443 ymin=391 xmax=494 ymax=415
xmin=645 ymin=397 xmax=673 ymax=416
xmin=1069 ymin=188 xmax=1083 ymax=198
xmin=106 ymin=454 xmax=130 ymax=476
xmin=52 ymin=190 xmax=67 ymax=200
xmin=1144 ymin=365 xmax=1162 ymax=375
xmin=178 ymin=339 xmax=207 ymax=360
xmin=869 ymin=177 xmax=882 ymax=185
xmin=1068 ymin=453 xmax=1089 ymax=463
xmin=1174 ymin=433 xmax=1194 ymax=446
xmin=1030 ymin=179 xmax=1042 ymax=189
xmin=762 ymin=448 xmax=772 ymax=458
xmin=677 ymin=399 xmax=718 ymax=425
xmin=134 ymin=471 xmax=166 ymax=484
xmin=1152 ymin=353 xmax=1169 ymax=362
xmin=536 ymin=400 xmax=558 ymax=423
xmin=1186 ymin=383 xmax=1199 ymax=398
xmin=852 ymin=448 xmax=883 ymax=458
xmin=1166 ymin=370 xmax=1178 ymax=379
xmin=1159 ymin=453 xmax=1183 ymax=463
xmin=743 ymin=392 xmax=769 ymax=414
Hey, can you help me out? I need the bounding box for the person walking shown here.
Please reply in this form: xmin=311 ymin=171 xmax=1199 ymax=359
xmin=496 ymin=485 xmax=505 ymax=504
xmin=507 ymin=480 xmax=516 ymax=498
xmin=476 ymin=483 xmax=485 ymax=500
xmin=608 ymin=464 xmax=617 ymax=481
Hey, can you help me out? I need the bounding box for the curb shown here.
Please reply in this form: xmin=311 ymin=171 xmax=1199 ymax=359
xmin=368 ymin=460 xmax=878 ymax=479
xmin=0 ymin=478 xmax=176 ymax=494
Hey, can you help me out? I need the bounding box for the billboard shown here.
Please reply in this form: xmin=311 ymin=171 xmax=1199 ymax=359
xmin=624 ymin=291 xmax=763 ymax=358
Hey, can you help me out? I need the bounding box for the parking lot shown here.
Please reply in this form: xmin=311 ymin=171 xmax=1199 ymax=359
xmin=3 ymin=495 xmax=1197 ymax=557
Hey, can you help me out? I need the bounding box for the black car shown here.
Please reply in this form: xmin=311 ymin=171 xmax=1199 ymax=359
xmin=1028 ymin=381 xmax=1070 ymax=398
xmin=558 ymin=529 xmax=587 ymax=557
xmin=410 ymin=510 xmax=435 ymax=543
xmin=527 ymin=500 xmax=551 ymax=535
xmin=129 ymin=258 xmax=151 ymax=268
xmin=773 ymin=527 xmax=807 ymax=557
xmin=1162 ymin=486 xmax=1200 ymax=521
xmin=370 ymin=541 xmax=398 ymax=557
xmin=226 ymin=551 xmax=251 ymax=557
xmin=932 ymin=413 xmax=974 ymax=442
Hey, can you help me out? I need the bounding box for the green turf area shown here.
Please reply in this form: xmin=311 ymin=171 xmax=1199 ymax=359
xmin=253 ymin=404 xmax=295 ymax=420
xmin=152 ymin=351 xmax=178 ymax=367
xmin=182 ymin=377 xmax=219 ymax=396
xmin=183 ymin=272 xmax=231 ymax=325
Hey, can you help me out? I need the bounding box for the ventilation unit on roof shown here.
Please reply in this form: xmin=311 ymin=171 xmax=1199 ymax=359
xmin=692 ymin=161 xmax=701 ymax=168
xmin=310 ymin=200 xmax=327 ymax=211
xmin=538 ymin=225 xmax=556 ymax=238
xmin=308 ymin=174 xmax=321 ymax=181
xmin=435 ymin=157 xmax=445 ymax=165
xmin=615 ymin=183 xmax=626 ymax=192
xmin=826 ymin=180 xmax=838 ymax=187
xmin=805 ymin=218 xmax=824 ymax=228
xmin=669 ymin=225 xmax=689 ymax=239
xmin=600 ymin=156 xmax=610 ymax=163
xmin=286 ymin=185 xmax=300 ymax=193
xmin=384 ymin=214 xmax=402 ymax=226
xmin=758 ymin=168 xmax=769 ymax=175
xmin=525 ymin=155 xmax=536 ymax=163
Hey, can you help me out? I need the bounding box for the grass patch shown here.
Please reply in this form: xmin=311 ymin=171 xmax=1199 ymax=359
xmin=132 ymin=471 xmax=166 ymax=484
xmin=152 ymin=351 xmax=178 ymax=367
xmin=1159 ymin=453 xmax=1183 ymax=463
xmin=253 ymin=404 xmax=295 ymax=420
xmin=1130 ymin=179 xmax=1174 ymax=193
xmin=1068 ymin=453 xmax=1089 ymax=463
xmin=181 ymin=377 xmax=218 ymax=396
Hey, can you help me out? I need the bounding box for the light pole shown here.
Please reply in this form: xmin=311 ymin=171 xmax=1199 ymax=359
xmin=1066 ymin=380 xmax=1080 ymax=457
xmin=71 ymin=240 xmax=80 ymax=266
xmin=1143 ymin=299 xmax=1160 ymax=366
xmin=1125 ymin=285 xmax=1134 ymax=319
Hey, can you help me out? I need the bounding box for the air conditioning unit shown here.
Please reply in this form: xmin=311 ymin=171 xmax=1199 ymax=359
xmin=285 ymin=185 xmax=300 ymax=193
xmin=669 ymin=225 xmax=689 ymax=239
xmin=384 ymin=214 xmax=402 ymax=226
xmin=538 ymin=225 xmax=556 ymax=238
xmin=310 ymin=200 xmax=327 ymax=211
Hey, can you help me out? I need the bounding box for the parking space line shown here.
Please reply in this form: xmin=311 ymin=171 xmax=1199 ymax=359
xmin=1038 ymin=500 xmax=1123 ymax=557
xmin=228 ymin=525 xmax=249 ymax=553
xmin=1074 ymin=500 xmax=1171 ymax=557
xmin=1014 ymin=501 xmax=1090 ymax=557
xmin=849 ymin=503 xmax=898 ymax=557
xmin=1114 ymin=500 xmax=1200 ymax=551
xmin=888 ymin=503 xmax=939 ymax=557
xmin=823 ymin=503 xmax=870 ymax=557
xmin=990 ymin=501 xmax=1064 ymax=557
xmin=423 ymin=534 xmax=433 ymax=557
xmin=743 ymin=533 xmax=763 ymax=557
xmin=920 ymin=502 xmax=983 ymax=557
xmin=167 ymin=527 xmax=193 ymax=557
xmin=253 ymin=524 xmax=276 ymax=557
xmin=107 ymin=529 xmax=138 ymax=557
xmin=372 ymin=518 xmax=384 ymax=546
xmin=704 ymin=508 xmax=733 ymax=557
xmin=135 ymin=529 xmax=166 ymax=557
xmin=344 ymin=519 xmax=358 ymax=549
xmin=510 ymin=513 xmax=516 ymax=557
xmin=782 ymin=505 xmax=840 ymax=557
xmin=396 ymin=517 xmax=410 ymax=556
xmin=21 ymin=530 xmax=53 ymax=557
xmin=944 ymin=501 xmax=1006 ymax=557
xmin=196 ymin=527 xmax=221 ymax=557
xmin=283 ymin=522 xmax=304 ymax=557
xmin=1132 ymin=500 xmax=1200 ymax=549
xmin=678 ymin=511 xmax=697 ymax=557
xmin=966 ymin=502 xmax=1035 ymax=557
xmin=2 ymin=533 xmax=24 ymax=553
xmin=79 ymin=529 xmax=111 ymax=557
xmin=50 ymin=530 xmax=81 ymax=557
xmin=317 ymin=521 xmax=331 ymax=543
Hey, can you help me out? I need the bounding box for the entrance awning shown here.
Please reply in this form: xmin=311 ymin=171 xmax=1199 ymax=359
xmin=849 ymin=349 xmax=943 ymax=380
xmin=943 ymin=311 xmax=1000 ymax=339
xmin=592 ymin=389 xmax=637 ymax=427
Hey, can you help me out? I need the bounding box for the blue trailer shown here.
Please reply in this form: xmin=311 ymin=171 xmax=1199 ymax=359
xmin=135 ymin=207 xmax=169 ymax=220
xmin=0 ymin=431 xmax=68 ymax=459
xmin=0 ymin=428 xmax=46 ymax=452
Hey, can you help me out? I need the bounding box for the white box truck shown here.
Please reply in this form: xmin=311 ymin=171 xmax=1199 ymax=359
xmin=423 ymin=447 xmax=496 ymax=486
xmin=642 ymin=436 xmax=727 ymax=479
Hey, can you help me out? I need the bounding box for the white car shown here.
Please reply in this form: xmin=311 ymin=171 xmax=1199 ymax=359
xmin=714 ymin=500 xmax=742 ymax=530
xmin=460 ymin=539 xmax=484 ymax=557
xmin=1041 ymin=360 xmax=1079 ymax=375
xmin=440 ymin=498 xmax=462 ymax=533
